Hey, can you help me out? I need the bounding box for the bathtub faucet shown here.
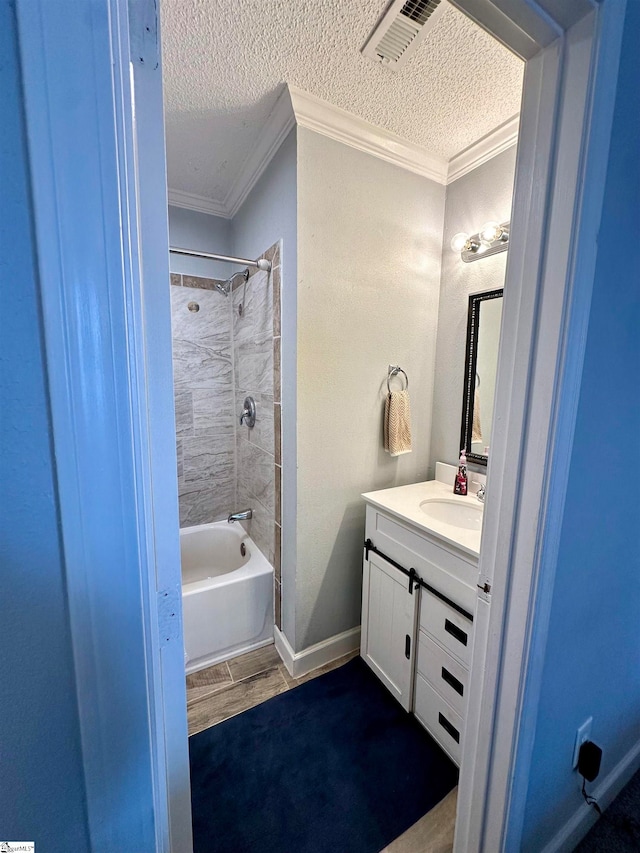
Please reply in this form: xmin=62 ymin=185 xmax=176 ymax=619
xmin=227 ymin=508 xmax=253 ymax=523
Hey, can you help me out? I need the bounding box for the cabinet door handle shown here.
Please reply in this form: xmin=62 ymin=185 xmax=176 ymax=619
xmin=438 ymin=712 xmax=460 ymax=743
xmin=441 ymin=666 xmax=464 ymax=696
xmin=445 ymin=618 xmax=468 ymax=646
xmin=405 ymin=634 xmax=411 ymax=660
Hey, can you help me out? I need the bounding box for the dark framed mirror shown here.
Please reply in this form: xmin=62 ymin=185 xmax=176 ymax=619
xmin=460 ymin=288 xmax=504 ymax=466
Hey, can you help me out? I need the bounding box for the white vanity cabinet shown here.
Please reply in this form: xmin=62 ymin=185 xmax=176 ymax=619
xmin=414 ymin=587 xmax=474 ymax=764
xmin=361 ymin=483 xmax=480 ymax=767
xmin=360 ymin=549 xmax=418 ymax=711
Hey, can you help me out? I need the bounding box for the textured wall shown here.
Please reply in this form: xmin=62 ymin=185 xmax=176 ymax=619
xmin=232 ymin=129 xmax=298 ymax=644
xmin=168 ymin=204 xmax=231 ymax=278
xmin=0 ymin=4 xmax=89 ymax=847
xmin=520 ymin=4 xmax=640 ymax=847
xmin=170 ymin=274 xmax=235 ymax=526
xmin=429 ymin=146 xmax=517 ymax=475
xmin=295 ymin=127 xmax=446 ymax=651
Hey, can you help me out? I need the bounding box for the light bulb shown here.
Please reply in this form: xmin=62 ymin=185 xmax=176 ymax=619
xmin=479 ymin=221 xmax=502 ymax=244
xmin=451 ymin=232 xmax=469 ymax=253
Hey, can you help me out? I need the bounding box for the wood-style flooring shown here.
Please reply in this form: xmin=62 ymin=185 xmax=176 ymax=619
xmin=382 ymin=787 xmax=457 ymax=853
xmin=186 ymin=643 xmax=358 ymax=735
xmin=186 ymin=644 xmax=456 ymax=852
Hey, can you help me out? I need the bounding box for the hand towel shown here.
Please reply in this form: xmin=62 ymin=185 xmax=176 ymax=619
xmin=384 ymin=389 xmax=412 ymax=456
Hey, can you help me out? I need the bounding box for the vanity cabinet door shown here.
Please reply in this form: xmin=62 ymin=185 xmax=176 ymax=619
xmin=361 ymin=550 xmax=418 ymax=711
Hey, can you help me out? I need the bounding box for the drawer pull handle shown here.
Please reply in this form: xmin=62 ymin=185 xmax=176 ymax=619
xmin=445 ymin=618 xmax=468 ymax=646
xmin=441 ymin=666 xmax=464 ymax=696
xmin=438 ymin=712 xmax=460 ymax=743
xmin=405 ymin=634 xmax=411 ymax=660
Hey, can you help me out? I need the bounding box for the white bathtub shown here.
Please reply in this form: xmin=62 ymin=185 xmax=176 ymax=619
xmin=181 ymin=521 xmax=274 ymax=675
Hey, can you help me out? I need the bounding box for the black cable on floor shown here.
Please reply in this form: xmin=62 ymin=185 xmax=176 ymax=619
xmin=581 ymin=776 xmax=602 ymax=816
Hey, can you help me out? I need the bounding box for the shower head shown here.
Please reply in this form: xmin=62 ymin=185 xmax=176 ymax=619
xmin=215 ymin=268 xmax=249 ymax=297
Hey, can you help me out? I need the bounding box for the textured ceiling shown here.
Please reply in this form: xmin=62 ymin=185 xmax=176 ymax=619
xmin=161 ymin=0 xmax=523 ymax=203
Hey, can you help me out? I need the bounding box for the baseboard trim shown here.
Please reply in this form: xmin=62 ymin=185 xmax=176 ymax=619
xmin=274 ymin=625 xmax=361 ymax=679
xmin=542 ymin=736 xmax=640 ymax=853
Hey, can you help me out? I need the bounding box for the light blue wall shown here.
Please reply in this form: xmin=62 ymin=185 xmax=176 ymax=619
xmin=168 ymin=204 xmax=231 ymax=278
xmin=231 ymin=128 xmax=298 ymax=645
xmin=0 ymin=3 xmax=89 ymax=848
xmin=295 ymin=127 xmax=446 ymax=652
xmin=518 ymin=3 xmax=640 ymax=847
xmin=230 ymin=128 xmax=297 ymax=267
xmin=431 ymin=146 xmax=516 ymax=475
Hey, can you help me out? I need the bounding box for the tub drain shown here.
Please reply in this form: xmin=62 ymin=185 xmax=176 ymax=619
xmin=240 ymin=542 xmax=247 ymax=557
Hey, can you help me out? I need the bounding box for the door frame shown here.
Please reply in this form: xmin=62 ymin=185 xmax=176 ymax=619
xmin=15 ymin=0 xmax=192 ymax=849
xmin=14 ymin=0 xmax=626 ymax=850
xmin=450 ymin=1 xmax=626 ymax=850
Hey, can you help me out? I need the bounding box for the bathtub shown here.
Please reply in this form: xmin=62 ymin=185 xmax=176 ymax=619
xmin=181 ymin=521 xmax=274 ymax=675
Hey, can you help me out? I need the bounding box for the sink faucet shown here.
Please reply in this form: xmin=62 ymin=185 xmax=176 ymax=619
xmin=476 ymin=484 xmax=486 ymax=503
xmin=227 ymin=508 xmax=253 ymax=523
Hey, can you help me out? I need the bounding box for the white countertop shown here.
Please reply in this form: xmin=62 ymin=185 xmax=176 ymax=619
xmin=361 ymin=478 xmax=483 ymax=558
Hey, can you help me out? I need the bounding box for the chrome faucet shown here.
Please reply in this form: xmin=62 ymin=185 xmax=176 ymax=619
xmin=227 ymin=508 xmax=253 ymax=523
xmin=476 ymin=484 xmax=486 ymax=503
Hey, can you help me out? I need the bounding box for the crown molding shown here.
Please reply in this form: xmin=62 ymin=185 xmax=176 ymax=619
xmin=168 ymin=94 xmax=520 ymax=218
xmin=167 ymin=188 xmax=230 ymax=218
xmin=225 ymin=86 xmax=296 ymax=218
xmin=447 ymin=114 xmax=520 ymax=184
xmin=287 ymin=85 xmax=449 ymax=185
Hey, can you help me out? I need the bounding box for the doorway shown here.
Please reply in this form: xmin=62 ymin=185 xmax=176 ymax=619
xmin=15 ymin=0 xmax=626 ymax=850
xmin=161 ymin=1 xmax=523 ymax=847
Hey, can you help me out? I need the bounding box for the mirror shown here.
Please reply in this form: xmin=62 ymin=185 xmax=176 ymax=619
xmin=460 ymin=288 xmax=504 ymax=466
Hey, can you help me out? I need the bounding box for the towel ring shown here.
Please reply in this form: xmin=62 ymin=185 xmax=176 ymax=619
xmin=387 ymin=365 xmax=409 ymax=394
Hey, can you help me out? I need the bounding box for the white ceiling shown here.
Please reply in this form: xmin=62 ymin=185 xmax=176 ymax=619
xmin=161 ymin=0 xmax=523 ymax=206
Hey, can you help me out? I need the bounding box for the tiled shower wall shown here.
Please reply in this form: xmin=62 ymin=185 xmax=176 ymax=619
xmin=170 ymin=243 xmax=282 ymax=625
xmin=233 ymin=243 xmax=282 ymax=625
xmin=170 ymin=274 xmax=235 ymax=527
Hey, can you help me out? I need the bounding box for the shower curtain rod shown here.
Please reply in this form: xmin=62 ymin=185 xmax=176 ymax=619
xmin=169 ymin=246 xmax=272 ymax=272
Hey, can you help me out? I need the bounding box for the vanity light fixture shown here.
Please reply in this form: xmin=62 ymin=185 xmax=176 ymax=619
xmin=451 ymin=221 xmax=510 ymax=263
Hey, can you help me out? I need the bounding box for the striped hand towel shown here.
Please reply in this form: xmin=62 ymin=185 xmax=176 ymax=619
xmin=384 ymin=390 xmax=412 ymax=456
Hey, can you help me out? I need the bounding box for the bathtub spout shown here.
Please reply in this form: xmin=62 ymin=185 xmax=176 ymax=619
xmin=227 ymin=508 xmax=253 ymax=523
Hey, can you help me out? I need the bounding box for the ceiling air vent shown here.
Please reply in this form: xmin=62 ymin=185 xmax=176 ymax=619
xmin=361 ymin=0 xmax=447 ymax=70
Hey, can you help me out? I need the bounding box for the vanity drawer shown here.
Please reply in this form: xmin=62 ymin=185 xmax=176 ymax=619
xmin=416 ymin=630 xmax=468 ymax=718
xmin=414 ymin=673 xmax=463 ymax=766
xmin=420 ymin=589 xmax=473 ymax=667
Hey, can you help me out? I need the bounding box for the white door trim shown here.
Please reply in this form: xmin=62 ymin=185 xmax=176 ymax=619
xmin=14 ymin=0 xmax=626 ymax=850
xmin=127 ymin=4 xmax=195 ymax=849
xmin=15 ymin=0 xmax=192 ymax=849
xmin=452 ymin=1 xmax=627 ymax=850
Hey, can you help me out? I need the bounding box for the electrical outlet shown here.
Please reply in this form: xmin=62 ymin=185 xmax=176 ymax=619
xmin=573 ymin=717 xmax=593 ymax=769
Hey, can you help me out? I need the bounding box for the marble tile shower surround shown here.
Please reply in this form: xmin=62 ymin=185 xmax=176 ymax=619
xmin=170 ymin=242 xmax=282 ymax=631
xmin=234 ymin=244 xmax=282 ymax=622
xmin=170 ymin=278 xmax=235 ymax=527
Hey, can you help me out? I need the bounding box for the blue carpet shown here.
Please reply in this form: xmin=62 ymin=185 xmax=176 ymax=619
xmin=574 ymin=768 xmax=640 ymax=852
xmin=189 ymin=656 xmax=458 ymax=853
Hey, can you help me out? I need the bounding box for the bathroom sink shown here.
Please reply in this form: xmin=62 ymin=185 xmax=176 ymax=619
xmin=419 ymin=499 xmax=483 ymax=531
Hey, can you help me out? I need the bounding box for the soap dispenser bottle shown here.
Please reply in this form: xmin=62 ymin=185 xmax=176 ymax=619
xmin=454 ymin=449 xmax=468 ymax=496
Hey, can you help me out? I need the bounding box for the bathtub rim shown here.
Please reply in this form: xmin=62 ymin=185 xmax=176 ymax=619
xmin=180 ymin=519 xmax=273 ymax=596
